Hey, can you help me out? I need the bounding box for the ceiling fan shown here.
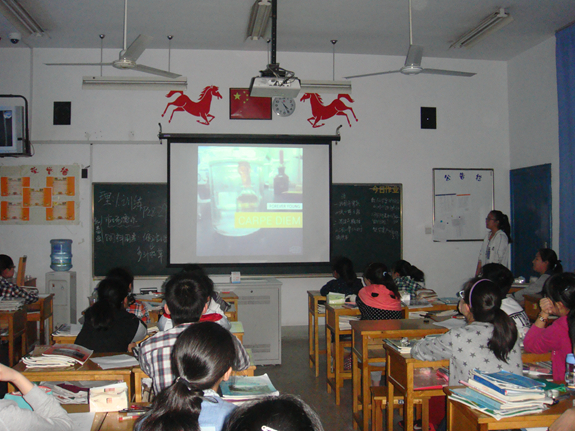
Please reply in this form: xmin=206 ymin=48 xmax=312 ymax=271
xmin=345 ymin=0 xmax=475 ymax=79
xmin=45 ymin=0 xmax=181 ymax=79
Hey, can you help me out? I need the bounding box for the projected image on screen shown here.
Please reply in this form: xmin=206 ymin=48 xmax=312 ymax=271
xmin=197 ymin=146 xmax=303 ymax=257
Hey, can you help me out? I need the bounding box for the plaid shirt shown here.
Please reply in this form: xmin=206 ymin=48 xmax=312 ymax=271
xmin=126 ymin=299 xmax=150 ymax=324
xmin=395 ymin=276 xmax=422 ymax=296
xmin=137 ymin=322 xmax=250 ymax=394
xmin=0 ymin=277 xmax=38 ymax=304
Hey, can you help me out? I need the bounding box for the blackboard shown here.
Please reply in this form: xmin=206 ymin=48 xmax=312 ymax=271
xmin=331 ymin=184 xmax=402 ymax=273
xmin=93 ymin=183 xmax=178 ymax=277
xmin=93 ymin=182 xmax=402 ymax=277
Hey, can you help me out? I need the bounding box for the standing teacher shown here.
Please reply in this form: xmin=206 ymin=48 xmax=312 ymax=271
xmin=476 ymin=210 xmax=512 ymax=276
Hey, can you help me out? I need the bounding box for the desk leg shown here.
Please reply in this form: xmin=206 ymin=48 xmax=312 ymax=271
xmin=386 ymin=380 xmax=394 ymax=431
xmin=314 ymin=310 xmax=320 ymax=377
xmin=421 ymin=397 xmax=429 ymax=431
xmin=326 ymin=326 xmax=333 ymax=394
xmin=362 ymin=360 xmax=370 ymax=431
xmin=334 ymin=333 xmax=341 ymax=405
xmin=308 ymin=301 xmax=314 ymax=369
xmin=352 ymin=351 xmax=360 ymax=430
xmin=404 ymin=390 xmax=414 ymax=431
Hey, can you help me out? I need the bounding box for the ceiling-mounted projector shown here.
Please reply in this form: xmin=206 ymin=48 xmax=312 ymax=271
xmin=249 ymin=76 xmax=301 ymax=98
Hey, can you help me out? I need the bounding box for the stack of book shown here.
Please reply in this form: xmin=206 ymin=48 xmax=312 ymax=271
xmin=339 ymin=315 xmax=360 ymax=330
xmin=22 ymin=344 xmax=93 ymax=368
xmin=0 ymin=299 xmax=24 ymax=311
xmin=220 ymin=373 xmax=279 ymax=404
xmin=449 ymin=369 xmax=550 ymax=419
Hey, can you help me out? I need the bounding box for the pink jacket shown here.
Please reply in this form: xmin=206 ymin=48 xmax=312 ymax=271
xmin=523 ymin=315 xmax=572 ymax=382
xmin=357 ymin=284 xmax=402 ymax=311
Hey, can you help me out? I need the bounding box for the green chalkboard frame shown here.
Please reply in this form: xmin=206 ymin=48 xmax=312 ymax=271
xmin=92 ymin=182 xmax=402 ymax=277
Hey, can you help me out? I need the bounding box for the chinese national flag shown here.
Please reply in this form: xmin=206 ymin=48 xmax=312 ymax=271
xmin=229 ymin=88 xmax=272 ymax=120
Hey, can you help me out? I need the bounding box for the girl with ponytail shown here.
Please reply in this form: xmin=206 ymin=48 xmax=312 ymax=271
xmin=524 ymin=273 xmax=575 ymax=382
xmin=476 ymin=210 xmax=512 ymax=276
xmin=137 ymin=322 xmax=236 ymax=431
xmin=391 ymin=259 xmax=425 ymax=295
xmin=412 ymin=278 xmax=521 ymax=384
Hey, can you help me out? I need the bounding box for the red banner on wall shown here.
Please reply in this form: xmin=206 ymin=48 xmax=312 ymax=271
xmin=229 ymin=88 xmax=272 ymax=120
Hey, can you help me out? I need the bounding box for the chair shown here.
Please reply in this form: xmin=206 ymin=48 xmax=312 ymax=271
xmin=371 ymin=386 xmax=423 ymax=431
xmin=16 ymin=255 xmax=26 ymax=287
xmin=0 ymin=307 xmax=28 ymax=366
xmin=27 ymin=294 xmax=54 ymax=348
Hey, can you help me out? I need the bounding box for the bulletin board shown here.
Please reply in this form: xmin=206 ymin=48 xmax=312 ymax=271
xmin=432 ymin=168 xmax=494 ymax=241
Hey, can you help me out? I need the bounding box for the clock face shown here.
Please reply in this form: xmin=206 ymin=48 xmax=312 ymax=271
xmin=272 ymin=97 xmax=296 ymax=117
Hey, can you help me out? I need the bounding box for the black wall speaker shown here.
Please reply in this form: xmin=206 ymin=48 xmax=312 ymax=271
xmin=421 ymin=107 xmax=436 ymax=129
xmin=53 ymin=101 xmax=71 ymax=125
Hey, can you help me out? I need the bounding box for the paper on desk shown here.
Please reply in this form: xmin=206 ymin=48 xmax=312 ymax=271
xmin=52 ymin=323 xmax=83 ymax=336
xmin=68 ymin=412 xmax=95 ymax=431
xmin=432 ymin=318 xmax=466 ymax=330
xmin=230 ymin=321 xmax=244 ymax=333
xmin=90 ymin=354 xmax=139 ymax=369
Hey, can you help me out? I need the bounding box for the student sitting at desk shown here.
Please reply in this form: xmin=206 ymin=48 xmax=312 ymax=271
xmin=106 ymin=266 xmax=150 ymax=324
xmin=158 ymin=264 xmax=231 ymax=331
xmin=137 ymin=271 xmax=250 ymax=394
xmin=0 ymin=255 xmax=38 ymax=304
xmin=391 ymin=259 xmax=425 ymax=296
xmin=524 ymin=272 xmax=575 ymax=382
xmin=514 ymin=248 xmax=563 ymax=304
xmin=136 ymin=322 xmax=236 ymax=431
xmin=75 ymin=277 xmax=147 ymax=353
xmin=481 ymin=263 xmax=531 ymax=341
xmin=319 ymin=256 xmax=363 ymax=297
xmin=0 ymin=362 xmax=73 ymax=431
xmin=357 ymin=262 xmax=402 ymax=320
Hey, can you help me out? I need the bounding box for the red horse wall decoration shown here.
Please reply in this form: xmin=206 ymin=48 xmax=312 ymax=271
xmin=299 ymin=93 xmax=358 ymax=128
xmin=162 ymin=85 xmax=222 ymax=125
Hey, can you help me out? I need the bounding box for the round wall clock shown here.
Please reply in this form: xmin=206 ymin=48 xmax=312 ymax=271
xmin=272 ymin=97 xmax=296 ymax=117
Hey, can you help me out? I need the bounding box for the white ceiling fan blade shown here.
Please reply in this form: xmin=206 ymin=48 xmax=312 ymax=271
xmin=45 ymin=62 xmax=113 ymax=66
xmin=404 ymin=45 xmax=423 ymax=67
xmin=344 ymin=70 xmax=400 ymax=79
xmin=132 ymin=64 xmax=181 ymax=78
xmin=420 ymin=68 xmax=476 ymax=77
xmin=122 ymin=34 xmax=152 ymax=61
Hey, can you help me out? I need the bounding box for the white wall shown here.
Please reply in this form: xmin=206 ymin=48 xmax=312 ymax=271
xmin=0 ymin=46 xmax=512 ymax=325
xmin=507 ymin=37 xmax=560 ymax=250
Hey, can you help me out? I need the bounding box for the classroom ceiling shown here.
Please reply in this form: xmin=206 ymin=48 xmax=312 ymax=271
xmin=0 ymin=0 xmax=574 ymax=62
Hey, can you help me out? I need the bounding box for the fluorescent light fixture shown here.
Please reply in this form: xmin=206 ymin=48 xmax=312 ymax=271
xmin=246 ymin=0 xmax=271 ymax=40
xmin=82 ymin=76 xmax=188 ymax=91
xmin=450 ymin=8 xmax=513 ymax=49
xmin=300 ymin=80 xmax=352 ymax=95
xmin=0 ymin=0 xmax=45 ymax=37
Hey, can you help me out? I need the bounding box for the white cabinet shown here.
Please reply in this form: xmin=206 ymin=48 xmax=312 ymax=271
xmin=46 ymin=271 xmax=77 ymax=327
xmin=215 ymin=278 xmax=281 ymax=365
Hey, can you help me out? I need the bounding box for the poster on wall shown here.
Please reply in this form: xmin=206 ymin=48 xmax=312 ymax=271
xmin=0 ymin=164 xmax=80 ymax=225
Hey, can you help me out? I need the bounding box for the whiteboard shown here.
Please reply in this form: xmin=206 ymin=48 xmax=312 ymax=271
xmin=432 ymin=168 xmax=494 ymax=241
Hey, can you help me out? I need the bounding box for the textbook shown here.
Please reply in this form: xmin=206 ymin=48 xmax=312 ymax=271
xmin=220 ymin=373 xmax=279 ymax=403
xmin=23 ymin=344 xmax=93 ymax=368
xmin=463 ymin=380 xmax=546 ymax=403
xmin=384 ymin=338 xmax=419 ymax=354
xmin=437 ymin=297 xmax=460 ymax=305
xmin=471 ymin=369 xmax=545 ymax=394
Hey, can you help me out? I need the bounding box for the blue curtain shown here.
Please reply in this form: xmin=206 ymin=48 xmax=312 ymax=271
xmin=557 ymin=24 xmax=575 ymax=272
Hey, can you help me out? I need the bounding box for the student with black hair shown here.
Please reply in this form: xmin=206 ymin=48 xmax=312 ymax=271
xmin=106 ymin=266 xmax=150 ymax=324
xmin=357 ymin=262 xmax=402 ymax=320
xmin=412 ymin=278 xmax=521 ymax=383
xmin=0 ymin=254 xmax=38 ymax=304
xmin=136 ymin=322 xmax=236 ymax=431
xmin=319 ymin=256 xmax=363 ymax=297
xmin=524 ymin=272 xmax=575 ymax=382
xmin=391 ymin=259 xmax=425 ymax=296
xmin=137 ymin=271 xmax=250 ymax=394
xmin=476 ymin=210 xmax=512 ymax=276
xmin=514 ymin=248 xmax=563 ymax=303
xmin=75 ymin=277 xmax=147 ymax=352
xmin=481 ymin=263 xmax=531 ymax=341
xmin=222 ymin=394 xmax=324 ymax=431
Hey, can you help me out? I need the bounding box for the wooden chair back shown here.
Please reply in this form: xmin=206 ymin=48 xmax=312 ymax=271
xmin=16 ymin=255 xmax=27 ymax=286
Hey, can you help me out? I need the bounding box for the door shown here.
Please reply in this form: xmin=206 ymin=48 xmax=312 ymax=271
xmin=510 ymin=164 xmax=552 ymax=279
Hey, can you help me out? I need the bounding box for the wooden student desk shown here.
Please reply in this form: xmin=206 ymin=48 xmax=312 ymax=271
xmin=64 ymin=404 xmax=145 ymax=431
xmin=10 ymin=353 xmax=134 ymax=400
xmin=445 ymin=388 xmax=573 ymax=430
xmin=0 ymin=307 xmax=28 ymax=366
xmin=523 ymin=293 xmax=542 ymax=322
xmin=401 ymin=302 xmax=458 ymax=319
xmin=307 ymin=290 xmax=326 ymax=377
xmin=351 ymin=319 xmax=449 ymax=431
xmin=325 ymin=304 xmax=361 ymax=405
